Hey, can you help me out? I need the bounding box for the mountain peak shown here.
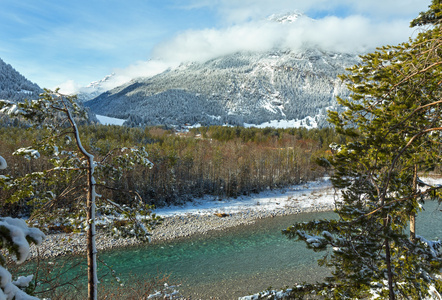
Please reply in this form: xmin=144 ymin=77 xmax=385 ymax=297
xmin=267 ymin=11 xmax=305 ymax=24
xmin=86 ymin=73 xmax=115 ymax=89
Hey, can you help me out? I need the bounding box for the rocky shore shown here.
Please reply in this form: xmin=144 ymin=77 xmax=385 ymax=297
xmin=30 ymin=201 xmax=335 ymax=259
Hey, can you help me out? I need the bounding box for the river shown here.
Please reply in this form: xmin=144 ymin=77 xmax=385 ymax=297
xmin=26 ymin=201 xmax=442 ymax=299
xmin=101 ymin=211 xmax=336 ymax=299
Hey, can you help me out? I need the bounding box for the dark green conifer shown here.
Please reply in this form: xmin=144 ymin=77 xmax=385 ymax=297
xmin=284 ymin=11 xmax=442 ymax=300
xmin=411 ymin=0 xmax=442 ymax=27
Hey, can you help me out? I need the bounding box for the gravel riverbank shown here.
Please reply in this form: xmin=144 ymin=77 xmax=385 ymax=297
xmin=30 ymin=203 xmax=335 ymax=259
xmin=30 ymin=180 xmax=336 ymax=258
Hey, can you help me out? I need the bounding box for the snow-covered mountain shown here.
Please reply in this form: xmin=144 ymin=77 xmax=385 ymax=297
xmin=0 ymin=57 xmax=101 ymax=125
xmin=267 ymin=11 xmax=304 ymax=23
xmin=0 ymin=58 xmax=41 ymax=101
xmin=84 ymin=12 xmax=361 ymax=128
xmin=86 ymin=48 xmax=359 ymax=128
xmin=75 ymin=73 xmax=116 ymax=102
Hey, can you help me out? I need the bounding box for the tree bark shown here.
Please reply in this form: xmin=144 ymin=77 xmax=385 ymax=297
xmin=385 ymin=238 xmax=396 ymax=300
xmin=66 ymin=105 xmax=98 ymax=300
xmin=410 ymin=164 xmax=417 ymax=242
xmin=86 ymin=160 xmax=98 ymax=300
xmin=382 ymin=209 xmax=395 ymax=300
xmin=410 ymin=213 xmax=416 ymax=242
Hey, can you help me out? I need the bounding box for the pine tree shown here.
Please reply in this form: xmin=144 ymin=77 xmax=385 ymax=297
xmin=283 ymin=13 xmax=442 ymax=300
xmin=0 ymin=90 xmax=161 ymax=300
xmin=0 ymin=155 xmax=46 ymax=300
xmin=411 ymin=0 xmax=442 ymax=27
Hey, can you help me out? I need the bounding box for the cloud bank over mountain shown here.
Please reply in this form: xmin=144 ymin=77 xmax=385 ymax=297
xmin=64 ymin=9 xmax=420 ymax=95
xmin=151 ymin=13 xmax=413 ymax=63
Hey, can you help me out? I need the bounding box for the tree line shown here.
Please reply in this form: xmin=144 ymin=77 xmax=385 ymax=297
xmin=0 ymin=123 xmax=341 ymax=216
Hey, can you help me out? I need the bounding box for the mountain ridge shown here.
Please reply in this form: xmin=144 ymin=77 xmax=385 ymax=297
xmin=0 ymin=58 xmax=42 ymax=101
xmin=0 ymin=57 xmax=101 ymax=125
xmin=85 ymin=48 xmax=360 ymax=128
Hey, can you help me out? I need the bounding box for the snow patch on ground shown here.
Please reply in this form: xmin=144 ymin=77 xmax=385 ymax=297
xmin=96 ymin=114 xmax=126 ymax=126
xmin=244 ymin=116 xmax=318 ymax=129
xmin=239 ymin=288 xmax=293 ymax=300
xmin=155 ymin=177 xmax=336 ymax=217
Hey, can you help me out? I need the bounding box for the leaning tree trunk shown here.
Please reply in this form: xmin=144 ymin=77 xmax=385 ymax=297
xmin=67 ymin=108 xmax=98 ymax=300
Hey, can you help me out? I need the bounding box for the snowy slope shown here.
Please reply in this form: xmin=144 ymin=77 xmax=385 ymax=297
xmin=83 ymin=12 xmax=361 ymax=128
xmin=0 ymin=57 xmax=41 ymax=101
xmin=76 ymin=74 xmax=116 ymax=102
xmin=86 ymin=49 xmax=359 ymax=128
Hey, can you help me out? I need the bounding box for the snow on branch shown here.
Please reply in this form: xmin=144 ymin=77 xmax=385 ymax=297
xmin=0 ymin=156 xmax=6 ymax=170
xmin=416 ymin=235 xmax=442 ymax=258
xmin=0 ymin=218 xmax=45 ymax=300
xmin=13 ymin=147 xmax=41 ymax=160
xmin=0 ymin=217 xmax=45 ymax=264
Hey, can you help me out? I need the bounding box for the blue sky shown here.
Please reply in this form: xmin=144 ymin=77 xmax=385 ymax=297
xmin=0 ymin=0 xmax=430 ymax=92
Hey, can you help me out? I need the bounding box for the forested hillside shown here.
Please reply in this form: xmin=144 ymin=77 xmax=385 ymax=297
xmin=86 ymin=49 xmax=360 ymax=128
xmin=0 ymin=57 xmax=41 ymax=101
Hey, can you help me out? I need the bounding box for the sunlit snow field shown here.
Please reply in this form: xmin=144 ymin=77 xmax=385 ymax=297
xmin=95 ymin=114 xmax=126 ymax=125
xmin=154 ymin=177 xmax=336 ymax=217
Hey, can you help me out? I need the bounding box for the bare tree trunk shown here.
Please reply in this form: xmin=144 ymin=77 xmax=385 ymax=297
xmin=410 ymin=213 xmax=416 ymax=242
xmin=382 ymin=210 xmax=395 ymax=300
xmin=66 ymin=107 xmax=98 ymax=300
xmin=385 ymin=238 xmax=395 ymax=300
xmin=86 ymin=160 xmax=98 ymax=300
xmin=410 ymin=164 xmax=417 ymax=242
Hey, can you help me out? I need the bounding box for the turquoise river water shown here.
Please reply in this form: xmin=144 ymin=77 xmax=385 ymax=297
xmin=29 ymin=201 xmax=442 ymax=299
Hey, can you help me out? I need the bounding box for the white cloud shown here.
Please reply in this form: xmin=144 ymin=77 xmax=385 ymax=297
xmin=151 ymin=14 xmax=415 ymax=63
xmin=63 ymin=0 xmax=429 ymax=93
xmin=96 ymin=60 xmax=179 ymax=91
xmin=113 ymin=60 xmax=178 ymax=82
xmin=58 ymin=59 xmax=178 ymax=95
xmin=57 ymin=80 xmax=81 ymax=95
xmin=151 ymin=21 xmax=283 ymax=63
